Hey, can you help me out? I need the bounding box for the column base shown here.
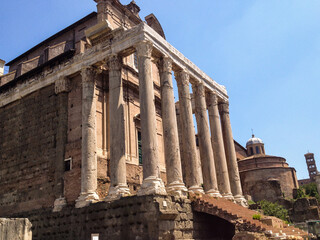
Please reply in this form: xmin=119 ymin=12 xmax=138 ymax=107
xmin=166 ymin=181 xmax=188 ymax=198
xmin=222 ymin=193 xmax=234 ymax=201
xmin=53 ymin=197 xmax=67 ymax=212
xmin=105 ymin=184 xmax=131 ymax=201
xmin=137 ymin=176 xmax=167 ymax=196
xmin=234 ymin=195 xmax=248 ymax=208
xmin=188 ymin=185 xmax=205 ymax=194
xmin=206 ymin=189 xmax=222 ymax=198
xmin=75 ymin=192 xmax=100 ymax=208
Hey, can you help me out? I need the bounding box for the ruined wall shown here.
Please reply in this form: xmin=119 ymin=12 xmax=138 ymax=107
xmin=0 ymin=218 xmax=32 ymax=240
xmin=0 ymin=85 xmax=60 ymax=215
xmin=8 ymin=195 xmax=234 ymax=240
xmin=240 ymin=167 xmax=298 ymax=202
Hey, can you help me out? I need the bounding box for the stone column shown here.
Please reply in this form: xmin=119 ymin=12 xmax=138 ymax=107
xmin=75 ymin=66 xmax=100 ymax=208
xmin=193 ymin=83 xmax=221 ymax=197
xmin=219 ymin=101 xmax=247 ymax=206
xmin=135 ymin=40 xmax=166 ymax=196
xmin=53 ymin=77 xmax=70 ymax=212
xmin=159 ymin=56 xmax=187 ymax=197
xmin=105 ymin=55 xmax=130 ymax=201
xmin=175 ymin=70 xmax=204 ymax=193
xmin=207 ymin=92 xmax=233 ymax=200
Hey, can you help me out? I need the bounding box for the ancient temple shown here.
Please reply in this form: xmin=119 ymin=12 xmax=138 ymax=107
xmin=0 ymin=1 xmax=308 ymax=239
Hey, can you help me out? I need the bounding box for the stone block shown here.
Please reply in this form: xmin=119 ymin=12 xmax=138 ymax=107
xmin=0 ymin=218 xmax=32 ymax=240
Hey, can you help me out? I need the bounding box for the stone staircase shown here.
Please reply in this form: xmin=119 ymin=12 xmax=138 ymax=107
xmin=189 ymin=193 xmax=308 ymax=239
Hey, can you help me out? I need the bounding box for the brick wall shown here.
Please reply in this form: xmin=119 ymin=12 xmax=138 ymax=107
xmin=8 ymin=195 xmax=235 ymax=240
xmin=0 ymin=85 xmax=60 ymax=215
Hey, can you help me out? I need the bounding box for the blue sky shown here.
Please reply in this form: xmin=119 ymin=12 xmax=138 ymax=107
xmin=1 ymin=0 xmax=319 ymax=180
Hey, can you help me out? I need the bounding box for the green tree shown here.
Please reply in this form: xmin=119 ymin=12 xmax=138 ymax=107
xmin=258 ymin=200 xmax=289 ymax=222
xmin=300 ymin=183 xmax=320 ymax=201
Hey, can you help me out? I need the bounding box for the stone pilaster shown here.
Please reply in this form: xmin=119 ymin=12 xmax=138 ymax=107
xmin=105 ymin=54 xmax=130 ymax=201
xmin=175 ymin=70 xmax=204 ymax=193
xmin=207 ymin=92 xmax=233 ymax=200
xmin=159 ymin=56 xmax=187 ymax=197
xmin=193 ymin=83 xmax=221 ymax=197
xmin=75 ymin=66 xmax=100 ymax=208
xmin=53 ymin=77 xmax=70 ymax=212
xmin=219 ymin=102 xmax=247 ymax=206
xmin=135 ymin=40 xmax=166 ymax=196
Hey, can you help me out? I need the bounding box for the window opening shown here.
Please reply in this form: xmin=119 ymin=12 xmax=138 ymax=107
xmin=64 ymin=157 xmax=72 ymax=172
xmin=138 ymin=130 xmax=142 ymax=165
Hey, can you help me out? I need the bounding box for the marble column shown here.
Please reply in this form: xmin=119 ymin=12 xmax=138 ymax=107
xmin=105 ymin=55 xmax=130 ymax=201
xmin=53 ymin=77 xmax=70 ymax=212
xmin=75 ymin=66 xmax=100 ymax=208
xmin=219 ymin=101 xmax=247 ymax=206
xmin=135 ymin=40 xmax=166 ymax=196
xmin=193 ymin=83 xmax=221 ymax=197
xmin=159 ymin=56 xmax=187 ymax=197
xmin=175 ymin=70 xmax=204 ymax=193
xmin=207 ymin=92 xmax=233 ymax=200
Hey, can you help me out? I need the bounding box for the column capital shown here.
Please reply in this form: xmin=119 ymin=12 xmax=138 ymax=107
xmin=193 ymin=82 xmax=206 ymax=97
xmin=135 ymin=40 xmax=153 ymax=58
xmin=106 ymin=54 xmax=122 ymax=71
xmin=219 ymin=101 xmax=230 ymax=113
xmin=207 ymin=92 xmax=219 ymax=106
xmin=159 ymin=56 xmax=172 ymax=74
xmin=55 ymin=77 xmax=70 ymax=94
xmin=81 ymin=66 xmax=97 ymax=82
xmin=174 ymin=69 xmax=190 ymax=86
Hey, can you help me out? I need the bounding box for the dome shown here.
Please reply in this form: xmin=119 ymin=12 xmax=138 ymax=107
xmin=246 ymin=134 xmax=263 ymax=147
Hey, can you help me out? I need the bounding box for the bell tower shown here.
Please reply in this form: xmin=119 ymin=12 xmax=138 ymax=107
xmin=305 ymin=153 xmax=318 ymax=180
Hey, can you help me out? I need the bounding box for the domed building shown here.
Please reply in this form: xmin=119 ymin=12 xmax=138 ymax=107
xmin=235 ymin=135 xmax=299 ymax=202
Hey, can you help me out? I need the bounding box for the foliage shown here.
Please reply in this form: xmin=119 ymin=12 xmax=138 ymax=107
xmin=252 ymin=214 xmax=261 ymax=220
xmin=295 ymin=188 xmax=306 ymax=199
xmin=258 ymin=200 xmax=289 ymax=222
xmin=248 ymin=200 xmax=256 ymax=205
xmin=301 ymin=183 xmax=320 ymax=201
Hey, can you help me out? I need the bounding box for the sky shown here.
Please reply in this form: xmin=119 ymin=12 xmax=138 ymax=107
xmin=0 ymin=0 xmax=319 ymax=180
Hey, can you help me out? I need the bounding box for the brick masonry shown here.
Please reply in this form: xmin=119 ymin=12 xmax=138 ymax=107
xmin=0 ymin=85 xmax=60 ymax=216
xmin=7 ymin=195 xmax=235 ymax=240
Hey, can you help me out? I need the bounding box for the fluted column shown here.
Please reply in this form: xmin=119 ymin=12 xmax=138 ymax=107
xmin=193 ymin=83 xmax=221 ymax=197
xmin=219 ymin=101 xmax=247 ymax=206
xmin=175 ymin=70 xmax=204 ymax=193
xmin=135 ymin=40 xmax=166 ymax=196
xmin=159 ymin=56 xmax=187 ymax=197
xmin=75 ymin=66 xmax=100 ymax=208
xmin=207 ymin=92 xmax=233 ymax=200
xmin=105 ymin=55 xmax=130 ymax=201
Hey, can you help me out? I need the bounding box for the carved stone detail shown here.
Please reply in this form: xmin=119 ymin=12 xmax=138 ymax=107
xmin=175 ymin=70 xmax=190 ymax=86
xmin=135 ymin=40 xmax=153 ymax=58
xmin=55 ymin=77 xmax=70 ymax=94
xmin=81 ymin=66 xmax=97 ymax=83
xmin=107 ymin=54 xmax=122 ymax=71
xmin=160 ymin=56 xmax=172 ymax=74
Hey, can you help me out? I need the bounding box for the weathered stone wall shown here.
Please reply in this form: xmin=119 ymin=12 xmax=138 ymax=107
xmin=0 ymin=85 xmax=60 ymax=215
xmin=0 ymin=218 xmax=32 ymax=240
xmin=8 ymin=195 xmax=235 ymax=240
xmin=240 ymin=167 xmax=297 ymax=202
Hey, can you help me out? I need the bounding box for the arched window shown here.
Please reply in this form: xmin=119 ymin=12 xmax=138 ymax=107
xmin=250 ymin=147 xmax=253 ymax=155
xmin=256 ymin=146 xmax=260 ymax=154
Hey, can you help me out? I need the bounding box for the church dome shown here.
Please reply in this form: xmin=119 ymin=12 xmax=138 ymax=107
xmin=246 ymin=134 xmax=263 ymax=147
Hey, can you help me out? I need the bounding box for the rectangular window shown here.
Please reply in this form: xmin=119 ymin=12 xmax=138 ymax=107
xmin=91 ymin=234 xmax=99 ymax=240
xmin=64 ymin=158 xmax=72 ymax=172
xmin=138 ymin=130 xmax=142 ymax=165
xmin=134 ymin=52 xmax=138 ymax=69
xmin=255 ymin=146 xmax=260 ymax=154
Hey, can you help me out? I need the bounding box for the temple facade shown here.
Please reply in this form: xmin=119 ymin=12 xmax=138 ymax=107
xmin=0 ymin=0 xmax=248 ymax=217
